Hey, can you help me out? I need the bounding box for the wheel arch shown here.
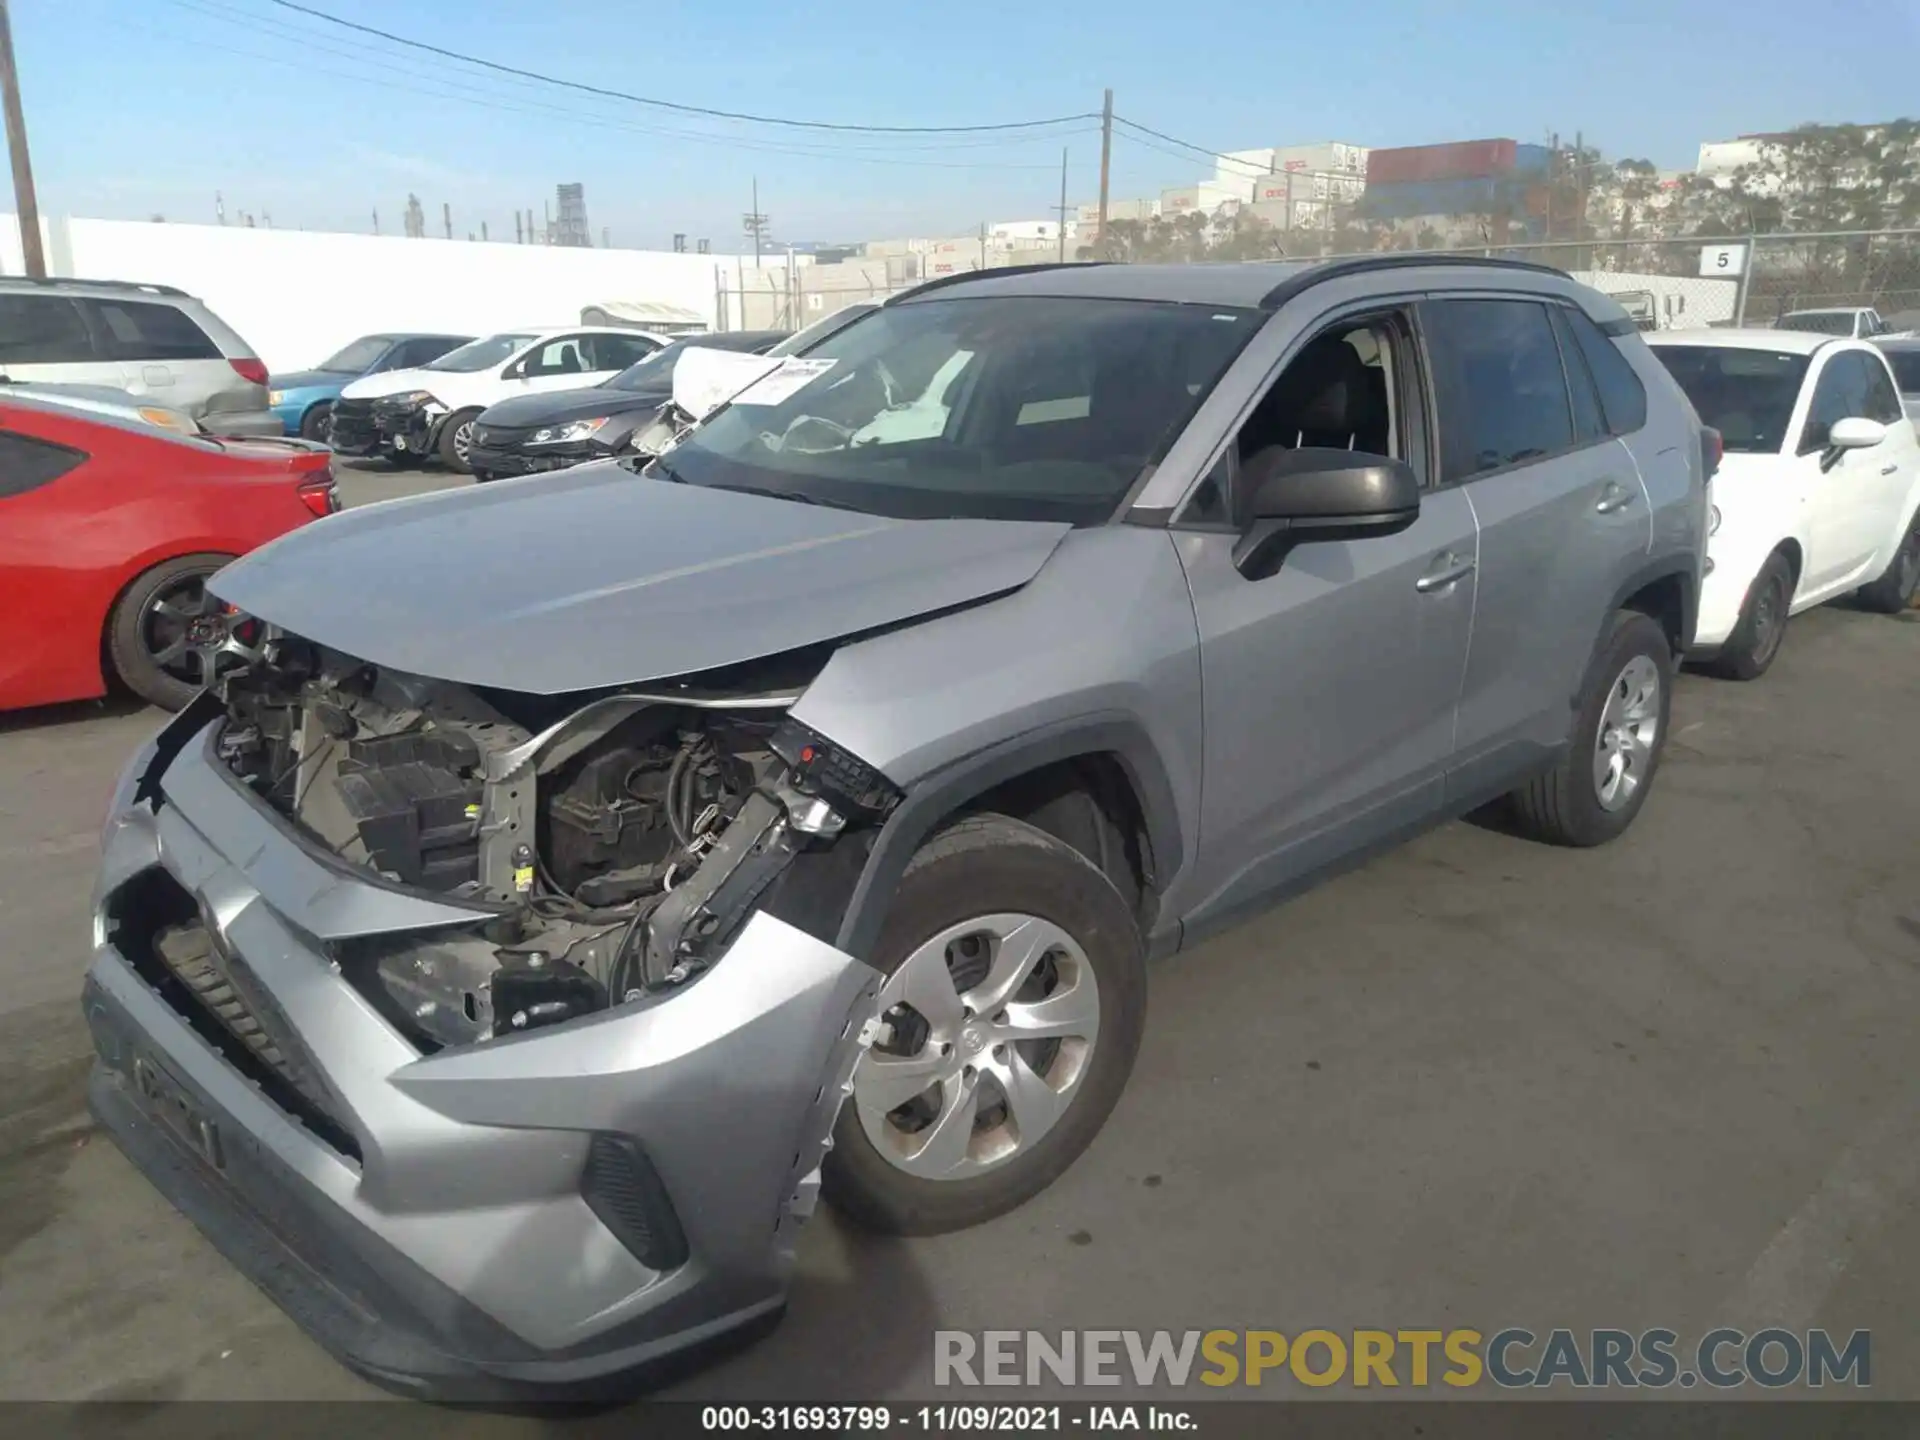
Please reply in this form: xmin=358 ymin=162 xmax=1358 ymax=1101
xmin=833 ymin=717 xmax=1184 ymax=963
xmin=1610 ymin=556 xmax=1697 ymax=661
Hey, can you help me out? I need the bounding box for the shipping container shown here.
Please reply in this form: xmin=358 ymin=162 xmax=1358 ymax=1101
xmin=1359 ymin=176 xmax=1530 ymax=220
xmin=1162 ymin=179 xmax=1252 ymax=216
xmin=1366 ymin=139 xmax=1518 ymax=185
xmin=1514 ymin=143 xmax=1551 ymax=176
xmin=1215 ymin=147 xmax=1277 ymax=184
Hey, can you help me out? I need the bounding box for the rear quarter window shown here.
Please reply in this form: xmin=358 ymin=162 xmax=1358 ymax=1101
xmin=0 ymin=429 xmax=87 ymax=498
xmin=82 ymin=299 xmax=223 ymax=362
xmin=1565 ymin=308 xmax=1649 ymax=434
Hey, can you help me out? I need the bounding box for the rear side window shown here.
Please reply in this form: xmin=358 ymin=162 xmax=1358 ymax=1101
xmin=0 ymin=294 xmax=97 ymax=364
xmin=1549 ymin=307 xmax=1608 ymax=444
xmin=1563 ymin=308 xmax=1648 ymax=434
xmin=82 ymin=299 xmax=222 ymax=362
xmin=1422 ymin=298 xmax=1574 ymax=483
xmin=0 ymin=429 xmax=87 ymax=498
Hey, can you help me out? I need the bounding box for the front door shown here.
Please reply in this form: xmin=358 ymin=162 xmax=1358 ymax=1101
xmin=1174 ymin=308 xmax=1477 ymax=937
xmin=1798 ymin=350 xmax=1906 ymax=596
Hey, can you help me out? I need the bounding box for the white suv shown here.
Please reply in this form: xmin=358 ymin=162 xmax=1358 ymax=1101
xmin=0 ymin=277 xmax=277 ymax=435
xmin=330 ymin=326 xmax=671 ymax=472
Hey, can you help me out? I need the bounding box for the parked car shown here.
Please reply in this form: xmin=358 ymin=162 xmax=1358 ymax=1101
xmin=1649 ymin=329 xmax=1920 ymax=677
xmin=86 ymin=257 xmax=1705 ymax=1401
xmin=268 ymin=333 xmax=472 ymax=440
xmin=0 ymin=377 xmax=199 ymax=435
xmin=328 ymin=327 xmax=669 ymax=473
xmin=469 ymin=330 xmax=789 ymax=482
xmin=0 ymin=394 xmax=338 ymax=712
xmin=0 ymin=277 xmax=279 ymax=436
xmin=1775 ymin=306 xmax=1897 ymax=340
xmin=1872 ymin=335 xmax=1920 ymax=423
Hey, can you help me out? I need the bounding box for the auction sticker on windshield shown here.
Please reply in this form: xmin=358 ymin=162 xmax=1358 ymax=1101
xmin=733 ymin=357 xmax=838 ymax=406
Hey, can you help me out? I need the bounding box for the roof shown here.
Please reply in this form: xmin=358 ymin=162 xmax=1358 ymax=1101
xmin=582 ymin=300 xmax=709 ymax=327
xmin=893 ymin=256 xmax=1579 ymax=311
xmin=1777 ymin=306 xmax=1870 ymax=316
xmin=1647 ymin=328 xmax=1839 ymax=355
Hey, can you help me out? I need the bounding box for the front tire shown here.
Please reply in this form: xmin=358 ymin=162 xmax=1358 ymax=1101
xmin=106 ymin=553 xmax=236 ymax=710
xmin=824 ymin=814 xmax=1146 ymax=1236
xmin=1707 ymin=551 xmax=1793 ymax=680
xmin=1508 ymin=609 xmax=1673 ymax=847
xmin=438 ymin=409 xmax=483 ymax=473
xmin=1856 ymin=508 xmax=1920 ymax=613
xmin=298 ymin=401 xmax=333 ymax=443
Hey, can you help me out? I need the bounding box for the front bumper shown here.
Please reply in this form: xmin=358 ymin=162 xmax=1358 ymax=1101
xmin=468 ymin=438 xmax=616 ymax=479
xmin=376 ymin=399 xmax=443 ymax=458
xmin=85 ymin=710 xmax=879 ymax=1400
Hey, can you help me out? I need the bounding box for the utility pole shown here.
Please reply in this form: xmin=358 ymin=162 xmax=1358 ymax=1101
xmin=743 ymin=177 xmax=768 ymax=266
xmin=372 ymin=206 xmax=379 ymax=235
xmin=1057 ymin=147 xmax=1068 ymax=262
xmin=1096 ymin=88 xmax=1112 ymax=260
xmin=0 ymin=0 xmax=43 ymax=277
xmin=442 ymin=201 xmax=452 ymax=240
xmin=480 ymin=219 xmax=488 ymax=242
xmin=514 ymin=211 xmax=522 ymax=244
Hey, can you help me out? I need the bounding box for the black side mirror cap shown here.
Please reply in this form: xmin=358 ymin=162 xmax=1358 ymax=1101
xmin=1232 ymin=446 xmax=1422 ymax=579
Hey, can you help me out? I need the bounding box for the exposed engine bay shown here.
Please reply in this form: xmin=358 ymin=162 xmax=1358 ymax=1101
xmin=211 ymin=631 xmax=897 ymax=1052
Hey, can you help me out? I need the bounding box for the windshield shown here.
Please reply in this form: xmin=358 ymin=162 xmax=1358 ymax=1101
xmin=1654 ymin=345 xmax=1810 ymax=453
xmin=1884 ymin=350 xmax=1920 ymax=393
xmin=424 ymin=333 xmax=535 ymax=372
xmin=659 ymin=295 xmax=1261 ymax=525
xmin=317 ymin=336 xmax=392 ymax=372
xmin=1777 ymin=312 xmax=1854 ymax=336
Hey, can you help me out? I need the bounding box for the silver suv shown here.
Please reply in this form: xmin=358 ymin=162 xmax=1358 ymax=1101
xmin=0 ymin=277 xmax=277 ymax=435
xmin=85 ymin=258 xmax=1707 ymax=1400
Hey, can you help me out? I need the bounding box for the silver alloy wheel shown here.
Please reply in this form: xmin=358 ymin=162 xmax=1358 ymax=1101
xmin=1592 ymin=654 xmax=1661 ymax=812
xmin=453 ymin=419 xmax=474 ymax=464
xmin=854 ymin=912 xmax=1100 ymax=1181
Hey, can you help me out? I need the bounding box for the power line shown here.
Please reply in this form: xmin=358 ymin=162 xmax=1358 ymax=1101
xmin=1111 ymin=115 xmax=1275 ymax=177
xmin=150 ymin=3 xmax=1091 ymax=170
xmin=264 ymin=0 xmax=1097 ymax=135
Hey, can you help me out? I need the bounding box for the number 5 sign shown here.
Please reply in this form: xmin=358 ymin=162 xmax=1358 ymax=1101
xmin=1700 ymin=243 xmax=1748 ymax=277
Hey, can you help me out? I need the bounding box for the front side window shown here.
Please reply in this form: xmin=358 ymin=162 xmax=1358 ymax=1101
xmin=656 ymin=295 xmax=1262 ymax=525
xmin=0 ymin=295 xmax=97 ymax=364
xmin=424 ymin=333 xmax=535 ymax=373
xmin=1423 ymin=298 xmax=1575 ymax=483
xmin=1860 ymin=352 xmax=1905 ymax=423
xmin=521 ymin=336 xmax=592 ymax=378
xmin=1651 ymin=345 xmax=1811 ymax=454
xmin=1799 ymin=352 xmax=1873 ymax=453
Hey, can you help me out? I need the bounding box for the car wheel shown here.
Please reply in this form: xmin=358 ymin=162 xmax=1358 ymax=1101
xmin=823 ymin=814 xmax=1146 ymax=1236
xmin=1856 ymin=508 xmax=1920 ymax=613
xmin=1707 ymin=551 xmax=1794 ymax=680
xmin=106 ymin=553 xmax=237 ymax=711
xmin=438 ymin=409 xmax=483 ymax=473
xmin=1508 ymin=609 xmax=1673 ymax=848
xmin=298 ymin=401 xmax=333 ymax=443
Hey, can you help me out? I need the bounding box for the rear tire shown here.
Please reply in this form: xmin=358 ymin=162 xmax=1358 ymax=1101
xmin=1707 ymin=551 xmax=1793 ymax=680
xmin=106 ymin=552 xmax=236 ymax=711
xmin=298 ymin=401 xmax=333 ymax=443
xmin=1856 ymin=508 xmax=1920 ymax=613
xmin=439 ymin=409 xmax=483 ymax=473
xmin=824 ymin=814 xmax=1146 ymax=1236
xmin=1508 ymin=609 xmax=1673 ymax=848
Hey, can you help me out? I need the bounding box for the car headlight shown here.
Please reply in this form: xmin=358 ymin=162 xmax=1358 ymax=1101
xmin=383 ymin=389 xmax=438 ymax=408
xmin=1709 ymin=503 xmax=1722 ymax=536
xmin=528 ymin=417 xmax=612 ymax=445
xmin=268 ymin=389 xmax=285 ymax=405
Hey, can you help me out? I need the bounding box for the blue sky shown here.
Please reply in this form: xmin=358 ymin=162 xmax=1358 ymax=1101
xmin=14 ymin=0 xmax=1919 ymax=249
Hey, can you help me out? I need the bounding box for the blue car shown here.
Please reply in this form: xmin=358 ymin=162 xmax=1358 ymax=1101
xmin=268 ymin=332 xmax=473 ymax=439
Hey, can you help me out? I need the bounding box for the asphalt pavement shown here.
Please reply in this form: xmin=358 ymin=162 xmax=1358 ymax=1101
xmin=3 ymin=464 xmax=1918 ymax=1407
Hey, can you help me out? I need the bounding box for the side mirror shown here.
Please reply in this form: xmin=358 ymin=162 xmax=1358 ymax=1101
xmin=1828 ymin=416 xmax=1887 ymax=451
xmin=1232 ymin=446 xmax=1422 ymax=580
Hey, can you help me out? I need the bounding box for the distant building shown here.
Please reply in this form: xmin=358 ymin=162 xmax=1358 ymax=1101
xmin=552 ymin=183 xmax=591 ymax=247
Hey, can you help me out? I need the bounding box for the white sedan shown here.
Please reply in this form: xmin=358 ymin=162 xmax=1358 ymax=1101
xmin=1649 ymin=329 xmax=1920 ymax=678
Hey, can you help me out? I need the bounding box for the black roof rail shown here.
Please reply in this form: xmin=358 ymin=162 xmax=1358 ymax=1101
xmin=1259 ymin=253 xmax=1569 ymax=310
xmin=6 ymin=275 xmax=192 ymax=298
xmin=890 ymin=260 xmax=1113 ymax=304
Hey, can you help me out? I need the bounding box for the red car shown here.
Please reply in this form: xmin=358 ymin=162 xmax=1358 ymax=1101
xmin=0 ymin=396 xmax=339 ymax=712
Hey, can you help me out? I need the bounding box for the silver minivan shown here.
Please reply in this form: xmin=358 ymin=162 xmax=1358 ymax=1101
xmin=0 ymin=277 xmax=278 ymax=435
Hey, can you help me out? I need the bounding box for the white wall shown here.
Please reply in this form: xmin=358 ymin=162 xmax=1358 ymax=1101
xmin=0 ymin=216 xmax=788 ymax=371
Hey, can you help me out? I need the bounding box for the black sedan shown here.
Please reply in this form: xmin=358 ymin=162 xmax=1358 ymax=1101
xmin=467 ymin=330 xmax=788 ymax=481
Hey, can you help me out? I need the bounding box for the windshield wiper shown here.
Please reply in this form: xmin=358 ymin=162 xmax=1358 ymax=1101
xmin=705 ymin=480 xmax=865 ymax=512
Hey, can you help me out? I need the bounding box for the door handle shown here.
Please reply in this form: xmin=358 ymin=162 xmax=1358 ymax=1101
xmin=1415 ymin=554 xmax=1476 ymax=593
xmin=1881 ymin=463 xmax=1899 ymax=475
xmin=1595 ymin=480 xmax=1635 ymax=514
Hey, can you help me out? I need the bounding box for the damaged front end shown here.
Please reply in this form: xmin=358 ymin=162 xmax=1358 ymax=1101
xmin=83 ymin=629 xmax=896 ymax=1399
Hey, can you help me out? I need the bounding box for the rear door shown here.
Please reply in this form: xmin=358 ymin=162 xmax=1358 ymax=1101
xmin=0 ymin=293 xmax=120 ymax=389
xmin=1422 ymin=296 xmax=1653 ymax=802
xmin=75 ymin=296 xmax=229 ymax=409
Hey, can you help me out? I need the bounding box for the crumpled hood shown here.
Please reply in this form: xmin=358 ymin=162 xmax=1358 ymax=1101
xmin=210 ymin=463 xmax=1071 ymax=694
xmin=340 ymin=366 xmax=439 ymax=401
